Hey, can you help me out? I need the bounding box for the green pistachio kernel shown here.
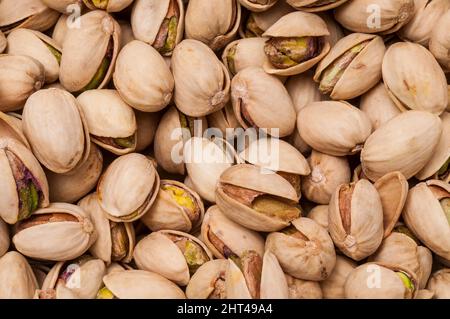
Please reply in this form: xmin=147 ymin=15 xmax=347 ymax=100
xmin=91 ymin=0 xmax=108 ymax=9
xmin=440 ymin=198 xmax=450 ymax=225
xmin=96 ymin=286 xmax=115 ymax=299
xmin=183 ymin=240 xmax=209 ymax=275
xmin=114 ymin=135 xmax=135 ymax=149
xmin=252 ymin=195 xmax=301 ymax=222
xmin=396 ymin=271 xmax=415 ymax=296
xmin=438 ymin=157 xmax=449 ymax=176
xmin=44 ymin=43 xmax=62 ymax=64
xmin=160 ymin=16 xmax=178 ymax=55
xmin=227 ymin=44 xmax=237 ymax=75
xmin=18 ymin=182 xmax=39 ymax=221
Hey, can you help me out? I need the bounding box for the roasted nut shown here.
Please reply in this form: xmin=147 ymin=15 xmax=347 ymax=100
xmin=222 ymin=37 xmax=268 ymax=76
xmin=0 ymin=251 xmax=38 ymax=299
xmin=185 ymin=259 xmax=228 ymax=299
xmin=427 ymin=269 xmax=450 ymax=299
xmin=83 ymin=0 xmax=134 ymax=12
xmin=285 ymin=275 xmax=323 ymax=299
xmin=429 ymin=9 xmax=450 ymax=72
xmin=320 ymin=255 xmax=356 ymax=299
xmin=287 ymin=0 xmax=349 ymax=12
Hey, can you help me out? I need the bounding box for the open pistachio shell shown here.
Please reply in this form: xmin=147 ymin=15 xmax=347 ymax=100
xmin=262 ymin=11 xmax=331 ymax=76
xmin=52 ymin=15 xmax=69 ymax=47
xmin=83 ymin=0 xmax=134 ymax=12
xmin=77 ymin=90 xmax=137 ymax=155
xmin=361 ymin=111 xmax=442 ymax=181
xmin=417 ymin=246 xmax=433 ymax=289
xmin=225 ymin=257 xmax=252 ymax=299
xmin=97 ymin=153 xmax=159 ymax=222
xmin=0 ymin=111 xmax=30 ymax=148
xmin=222 ymin=37 xmax=269 ymax=76
xmin=429 ymin=10 xmax=450 ymax=72
xmin=266 ymin=217 xmax=336 ymax=281
xmin=206 ymin=103 xmax=240 ymax=137
xmin=0 ymin=251 xmax=38 ymax=299
xmin=185 ymin=259 xmax=228 ymax=299
xmin=320 ymin=255 xmax=356 ymax=299
xmin=239 ymin=0 xmax=278 ymax=12
xmin=60 ymin=10 xmax=121 ymax=93
xmin=0 ymin=219 xmax=9 ymax=258
xmin=0 ymin=31 xmax=6 ymax=53
xmin=307 ymin=205 xmax=329 ymax=231
xmin=286 ymin=71 xmax=324 ymax=113
xmin=297 ymin=101 xmax=372 ymax=156
xmin=12 ymin=202 xmax=96 ymax=261
xmin=427 ymin=269 xmax=450 ymax=299
xmin=287 ymin=0 xmax=349 ymax=12
xmin=42 ymin=0 xmax=82 ymax=13
xmin=134 ymin=110 xmax=159 ymax=152
xmin=285 ymin=275 xmax=323 ymax=299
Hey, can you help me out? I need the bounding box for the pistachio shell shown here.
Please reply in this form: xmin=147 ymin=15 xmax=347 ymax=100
xmin=222 ymin=37 xmax=269 ymax=76
xmin=429 ymin=10 xmax=450 ymax=72
xmin=285 ymin=275 xmax=323 ymax=299
xmin=83 ymin=0 xmax=134 ymax=12
xmin=239 ymin=0 xmax=278 ymax=12
xmin=52 ymin=15 xmax=68 ymax=46
xmin=206 ymin=103 xmax=240 ymax=137
xmin=307 ymin=205 xmax=329 ymax=231
xmin=42 ymin=0 xmax=82 ymax=13
xmin=134 ymin=110 xmax=159 ymax=152
xmin=320 ymin=255 xmax=356 ymax=299
xmin=185 ymin=259 xmax=228 ymax=299
xmin=286 ymin=71 xmax=324 ymax=113
xmin=417 ymin=246 xmax=433 ymax=289
xmin=225 ymin=258 xmax=252 ymax=299
xmin=0 ymin=219 xmax=9 ymax=257
xmin=427 ymin=269 xmax=450 ymax=299
xmin=287 ymin=0 xmax=349 ymax=12
xmin=0 ymin=111 xmax=30 ymax=149
xmin=0 ymin=31 xmax=6 ymax=53
xmin=260 ymin=251 xmax=290 ymax=299
xmin=0 ymin=251 xmax=38 ymax=299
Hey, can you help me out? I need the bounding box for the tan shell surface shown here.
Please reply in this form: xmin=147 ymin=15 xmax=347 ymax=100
xmin=185 ymin=259 xmax=228 ymax=299
xmin=0 ymin=251 xmax=38 ymax=299
xmin=427 ymin=269 xmax=450 ymax=299
xmin=429 ymin=10 xmax=450 ymax=71
xmin=320 ymin=255 xmax=356 ymax=299
xmin=222 ymin=37 xmax=268 ymax=76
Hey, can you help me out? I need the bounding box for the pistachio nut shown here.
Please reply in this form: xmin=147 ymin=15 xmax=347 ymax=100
xmin=231 ymin=67 xmax=296 ymax=137
xmin=46 ymin=143 xmax=103 ymax=203
xmin=60 ymin=10 xmax=121 ymax=93
xmin=307 ymin=205 xmax=329 ymax=230
xmin=41 ymin=0 xmax=82 ymax=13
xmin=0 ymin=31 xmax=6 ymax=53
xmin=134 ymin=110 xmax=159 ymax=152
xmin=185 ymin=259 xmax=228 ymax=299
xmin=83 ymin=0 xmax=134 ymax=12
xmin=172 ymin=39 xmax=231 ymax=117
xmin=262 ymin=11 xmax=331 ymax=76
xmin=22 ymin=88 xmax=91 ymax=174
xmin=302 ymin=150 xmax=351 ymax=205
xmin=288 ymin=127 xmax=312 ymax=156
xmin=320 ymin=255 xmax=356 ymax=299
xmin=0 ymin=54 xmax=45 ymax=112
xmin=201 ymin=205 xmax=265 ymax=259
xmin=239 ymin=0 xmax=278 ymax=12
xmin=0 ymin=219 xmax=9 ymax=258
xmin=12 ymin=202 xmax=96 ymax=261
xmin=285 ymin=275 xmax=323 ymax=299
xmin=0 ymin=112 xmax=30 ymax=148
xmin=362 ymin=111 xmax=442 ymax=181
xmin=286 ymin=71 xmax=324 ymax=113
xmin=133 ymin=230 xmax=212 ymax=286
xmin=0 ymin=0 xmax=59 ymax=35
xmin=297 ymin=101 xmax=372 ymax=156
xmin=97 ymin=153 xmax=160 ymax=222
xmin=334 ymin=0 xmax=415 ymax=34
xmin=141 ymin=180 xmax=205 ymax=233
xmin=345 ymin=262 xmax=418 ymax=299
xmin=360 ymin=82 xmax=401 ymax=131
xmin=287 ymin=0 xmax=349 ymax=12
xmin=429 ymin=10 xmax=450 ymax=72
xmin=427 ymin=269 xmax=450 ymax=299
xmin=216 ymin=164 xmax=301 ymax=232
xmin=382 ymin=42 xmax=448 ymax=115
xmin=417 ymin=246 xmax=433 ymax=289
xmin=98 ymin=269 xmax=186 ymax=299
xmin=77 ymin=90 xmax=137 ymax=155
xmin=118 ymin=20 xmax=135 ymax=49
xmin=314 ymin=33 xmax=385 ymax=100
xmin=0 ymin=251 xmax=38 ymax=299
xmin=266 ymin=217 xmax=336 ymax=280
xmin=206 ymin=103 xmax=240 ymax=137
xmin=402 ymin=180 xmax=450 ymax=260
xmin=329 ymin=179 xmax=384 ymax=261
xmin=131 ymin=0 xmax=184 ymax=56
xmin=185 ymin=0 xmax=240 ymax=51
xmin=222 ymin=37 xmax=269 ymax=76
xmin=0 ymin=137 xmax=49 ymax=224
xmin=113 ymin=40 xmax=174 ymax=112
xmin=52 ymin=15 xmax=69 ymax=47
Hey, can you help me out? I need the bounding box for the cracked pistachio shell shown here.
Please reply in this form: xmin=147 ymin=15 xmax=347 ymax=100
xmin=403 ymin=180 xmax=450 ymax=260
xmin=186 ymin=259 xmax=228 ymax=299
xmin=231 ymin=67 xmax=296 ymax=137
xmin=427 ymin=269 xmax=450 ymax=299
xmin=285 ymin=275 xmax=323 ymax=299
xmin=361 ymin=111 xmax=442 ymax=181
xmin=262 ymin=11 xmax=331 ymax=76
xmin=307 ymin=205 xmax=329 ymax=230
xmin=314 ymin=33 xmax=385 ymax=100
xmin=0 ymin=137 xmax=50 ymax=225
xmin=133 ymin=230 xmax=213 ymax=286
xmin=77 ymin=89 xmax=137 ymax=155
xmin=206 ymin=103 xmax=240 ymax=137
xmin=287 ymin=0 xmax=349 ymax=12
xmin=430 ymin=10 xmax=450 ymax=72
xmin=398 ymin=0 xmax=450 ymax=46
xmin=0 ymin=251 xmax=38 ymax=299
xmin=0 ymin=111 xmax=30 ymax=149
xmin=345 ymin=262 xmax=418 ymax=299
xmin=360 ymin=82 xmax=401 ymax=131
xmin=12 ymin=203 xmax=96 ymax=261
xmin=320 ymin=255 xmax=356 ymax=299
xmin=83 ymin=0 xmax=133 ymax=12
xmin=417 ymin=246 xmax=433 ymax=289
xmin=266 ymin=217 xmax=336 ymax=281
xmin=286 ymin=71 xmax=324 ymax=113
xmin=329 ymin=179 xmax=384 ymax=261
xmin=52 ymin=15 xmax=69 ymax=47
xmin=46 ymin=143 xmax=102 ymax=203
xmin=186 ymin=0 xmax=241 ymax=51
xmin=201 ymin=205 xmax=265 ymax=259
xmin=0 ymin=0 xmax=59 ymax=35
xmin=383 ymin=42 xmax=448 ymax=115
xmin=334 ymin=0 xmax=415 ymax=35
xmin=7 ymin=29 xmax=61 ymax=84
xmin=0 ymin=219 xmax=9 ymax=257
xmin=114 ymin=40 xmax=174 ymax=112
xmin=103 ymin=270 xmax=186 ymax=299
xmin=216 ymin=164 xmax=300 ymax=232
xmin=172 ymin=39 xmax=231 ymax=117
xmin=60 ymin=10 xmax=121 ymax=93
xmin=239 ymin=0 xmax=278 ymax=12
xmin=302 ymin=150 xmax=351 ymax=205
xmin=298 ymin=101 xmax=372 ymax=156
xmin=42 ymin=0 xmax=82 ymax=13
xmin=154 ymin=106 xmax=207 ymax=175
xmin=22 ymin=88 xmax=91 ymax=174
xmin=0 ymin=31 xmax=5 ymax=53
xmin=222 ymin=37 xmax=268 ymax=76
xmin=0 ymin=54 xmax=45 ymax=112
xmin=97 ymin=153 xmax=160 ymax=222
xmin=134 ymin=110 xmax=159 ymax=152
xmin=141 ymin=180 xmax=205 ymax=233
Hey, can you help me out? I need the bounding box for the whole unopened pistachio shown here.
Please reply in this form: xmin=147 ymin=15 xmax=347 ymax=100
xmin=361 ymin=111 xmax=442 ymax=181
xmin=417 ymin=246 xmax=433 ymax=289
xmin=22 ymin=88 xmax=91 ymax=174
xmin=172 ymin=39 xmax=230 ymax=117
xmin=0 ymin=251 xmax=38 ymax=299
xmin=133 ymin=230 xmax=212 ymax=286
xmin=320 ymin=255 xmax=356 ymax=299
xmin=430 ymin=10 xmax=450 ymax=73
xmin=12 ymin=203 xmax=96 ymax=261
xmin=0 ymin=219 xmax=9 ymax=258
xmin=427 ymin=269 xmax=450 ymax=299
xmin=286 ymin=71 xmax=324 ymax=113
xmin=0 ymin=137 xmax=49 ymax=224
xmin=285 ymin=275 xmax=323 ymax=299
xmin=231 ymin=67 xmax=296 ymax=137
xmin=97 ymin=153 xmax=160 ymax=222
xmin=0 ymin=31 xmax=6 ymax=53
xmin=314 ymin=33 xmax=385 ymax=100
xmin=334 ymin=0 xmax=415 ymax=35
xmin=60 ymin=10 xmax=121 ymax=93
xmin=83 ymin=0 xmax=134 ymax=12
xmin=185 ymin=0 xmax=241 ymax=51
xmin=0 ymin=112 xmax=30 ymax=148
xmin=307 ymin=205 xmax=329 ymax=230
xmin=0 ymin=54 xmax=45 ymax=112
xmin=216 ymin=164 xmax=301 ymax=232
xmin=287 ymin=0 xmax=349 ymax=12
xmin=185 ymin=259 xmax=228 ymax=299
xmin=239 ymin=0 xmax=278 ymax=12
xmin=262 ymin=11 xmax=331 ymax=76
xmin=328 ymin=179 xmax=384 ymax=261
xmin=302 ymin=150 xmax=351 ymax=205
xmin=134 ymin=110 xmax=159 ymax=152
xmin=51 ymin=15 xmax=68 ymax=47
xmin=297 ymin=101 xmax=372 ymax=156
xmin=266 ymin=217 xmax=336 ymax=281
xmin=222 ymin=37 xmax=269 ymax=76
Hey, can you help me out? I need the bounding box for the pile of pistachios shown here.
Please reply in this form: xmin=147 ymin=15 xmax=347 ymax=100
xmin=0 ymin=0 xmax=449 ymax=300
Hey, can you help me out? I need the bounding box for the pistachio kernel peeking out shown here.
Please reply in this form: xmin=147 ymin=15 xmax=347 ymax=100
xmin=437 ymin=157 xmax=449 ymax=180
xmin=338 ymin=183 xmax=356 ymax=234
xmin=166 ymin=234 xmax=210 ymax=275
xmin=96 ymin=286 xmax=116 ymax=299
xmin=93 ymin=134 xmax=136 ymax=150
xmin=277 ymin=171 xmax=301 ymax=197
xmin=226 ymin=43 xmax=238 ymax=75
xmin=393 ymin=225 xmax=420 ymax=244
xmin=16 ymin=213 xmax=78 ymax=232
xmin=245 ymin=15 xmax=264 ymax=38
xmin=281 ymin=225 xmax=309 ymax=241
xmin=44 ymin=42 xmax=62 ymax=64
xmin=440 ymin=198 xmax=450 ymax=225
xmin=396 ymin=271 xmax=415 ymax=298
xmin=89 ymin=0 xmax=109 ymax=10
xmin=207 ymin=227 xmax=238 ymax=259
xmin=178 ymin=111 xmax=197 ymax=140
xmin=153 ymin=0 xmax=179 ymax=55
xmin=162 ymin=183 xmax=200 ymax=224
xmin=208 ymin=271 xmax=226 ymax=299
xmin=231 ymin=250 xmax=262 ymax=299
xmin=110 ymin=221 xmax=129 ymax=261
